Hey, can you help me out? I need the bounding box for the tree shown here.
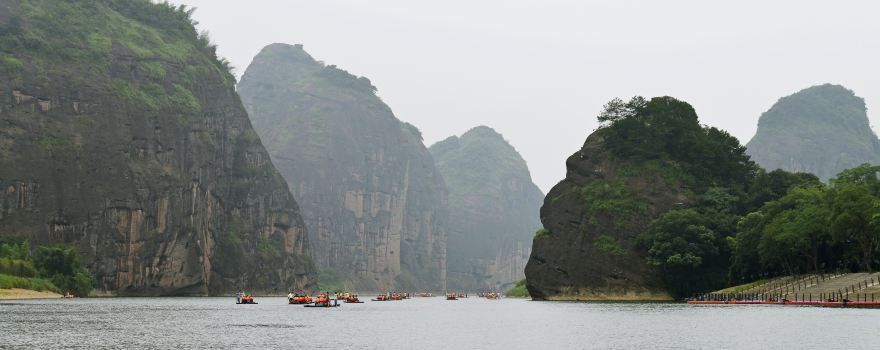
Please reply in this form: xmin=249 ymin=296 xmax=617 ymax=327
xmin=638 ymin=209 xmax=724 ymax=297
xmin=829 ymin=184 xmax=880 ymax=272
xmin=831 ymin=164 xmax=880 ymax=193
xmin=34 ymin=245 xmax=95 ymax=296
xmin=745 ymin=169 xmax=821 ymax=211
xmin=729 ymin=212 xmax=767 ymax=282
xmin=597 ymin=96 xmax=647 ymax=125
xmin=757 ymin=187 xmax=831 ymax=274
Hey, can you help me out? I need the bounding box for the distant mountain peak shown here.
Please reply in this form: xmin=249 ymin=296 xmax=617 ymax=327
xmin=430 ymin=125 xmax=544 ymax=290
xmin=746 ymin=84 xmax=880 ymax=182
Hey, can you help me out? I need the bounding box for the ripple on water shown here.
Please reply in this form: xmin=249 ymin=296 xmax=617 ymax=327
xmin=2 ymin=297 xmax=879 ymax=349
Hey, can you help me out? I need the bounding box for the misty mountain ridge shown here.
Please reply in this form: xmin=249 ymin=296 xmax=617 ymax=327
xmin=430 ymin=126 xmax=543 ymax=291
xmin=238 ymin=43 xmax=448 ymax=292
xmin=746 ymin=84 xmax=880 ymax=182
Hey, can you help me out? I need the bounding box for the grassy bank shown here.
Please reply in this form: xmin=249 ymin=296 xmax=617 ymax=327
xmin=505 ymin=279 xmax=530 ymax=298
xmin=717 ymin=279 xmax=769 ymax=293
xmin=0 ymin=273 xmax=60 ymax=293
xmin=0 ymin=288 xmax=62 ymax=300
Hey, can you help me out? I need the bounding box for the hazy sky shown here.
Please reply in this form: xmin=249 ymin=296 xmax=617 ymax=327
xmin=172 ymin=0 xmax=880 ymax=192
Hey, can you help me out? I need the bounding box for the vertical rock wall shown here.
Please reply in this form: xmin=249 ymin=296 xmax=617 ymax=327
xmin=0 ymin=0 xmax=315 ymax=295
xmin=239 ymin=43 xmax=447 ymax=291
xmin=430 ymin=126 xmax=543 ymax=291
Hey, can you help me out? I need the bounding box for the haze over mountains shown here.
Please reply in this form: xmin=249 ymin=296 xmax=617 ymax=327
xmin=746 ymin=84 xmax=880 ymax=182
xmin=0 ymin=0 xmax=878 ymax=301
xmin=239 ymin=44 xmax=448 ymax=292
xmin=430 ymin=126 xmax=543 ymax=291
xmin=172 ymin=0 xmax=880 ymax=193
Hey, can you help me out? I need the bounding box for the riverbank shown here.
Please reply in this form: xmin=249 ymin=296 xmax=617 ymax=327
xmin=533 ymin=288 xmax=674 ymax=301
xmin=0 ymin=288 xmax=62 ymax=300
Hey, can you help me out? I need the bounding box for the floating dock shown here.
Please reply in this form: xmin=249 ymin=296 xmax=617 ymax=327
xmin=687 ymin=300 xmax=880 ymax=308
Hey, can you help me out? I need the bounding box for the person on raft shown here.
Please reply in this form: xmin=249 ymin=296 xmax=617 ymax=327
xmin=287 ymin=291 xmax=294 ymax=303
xmin=236 ymin=290 xmax=242 ymax=304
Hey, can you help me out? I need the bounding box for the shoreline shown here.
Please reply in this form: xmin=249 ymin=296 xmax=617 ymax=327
xmin=0 ymin=288 xmax=63 ymax=300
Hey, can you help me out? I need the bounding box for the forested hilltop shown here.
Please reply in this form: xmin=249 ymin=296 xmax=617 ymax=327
xmin=526 ymin=96 xmax=880 ymax=300
xmin=747 ymin=84 xmax=880 ymax=182
xmin=430 ymin=126 xmax=544 ymax=291
xmin=0 ymin=0 xmax=315 ymax=295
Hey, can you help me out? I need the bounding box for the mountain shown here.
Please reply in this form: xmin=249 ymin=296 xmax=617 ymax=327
xmin=746 ymin=84 xmax=880 ymax=182
xmin=0 ymin=0 xmax=315 ymax=295
xmin=429 ymin=126 xmax=543 ymax=291
xmin=238 ymin=43 xmax=447 ymax=292
xmin=525 ymin=96 xmax=757 ymax=300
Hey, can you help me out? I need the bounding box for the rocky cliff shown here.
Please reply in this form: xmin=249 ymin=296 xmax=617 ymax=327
xmin=238 ymin=43 xmax=447 ymax=291
xmin=525 ymin=134 xmax=677 ymax=301
xmin=747 ymin=84 xmax=880 ymax=182
xmin=0 ymin=0 xmax=315 ymax=295
xmin=525 ymin=96 xmax=756 ymax=300
xmin=429 ymin=126 xmax=543 ymax=291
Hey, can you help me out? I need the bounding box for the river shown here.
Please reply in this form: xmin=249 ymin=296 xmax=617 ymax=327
xmin=1 ymin=297 xmax=878 ymax=349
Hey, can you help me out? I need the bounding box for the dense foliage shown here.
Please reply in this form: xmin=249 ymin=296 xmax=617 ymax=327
xmin=730 ymin=164 xmax=880 ymax=281
xmin=0 ymin=241 xmax=94 ymax=296
xmin=598 ymin=96 xmax=758 ymax=191
xmin=595 ymin=96 xmax=879 ymax=298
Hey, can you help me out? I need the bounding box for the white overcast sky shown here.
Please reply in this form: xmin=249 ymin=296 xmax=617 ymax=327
xmin=171 ymin=0 xmax=880 ymax=192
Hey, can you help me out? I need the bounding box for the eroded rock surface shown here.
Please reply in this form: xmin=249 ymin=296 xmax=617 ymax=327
xmin=430 ymin=126 xmax=543 ymax=291
xmin=0 ymin=0 xmax=315 ymax=295
xmin=238 ymin=44 xmax=447 ymax=291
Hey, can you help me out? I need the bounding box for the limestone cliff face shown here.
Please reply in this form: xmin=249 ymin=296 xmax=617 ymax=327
xmin=0 ymin=0 xmax=315 ymax=295
xmin=238 ymin=44 xmax=447 ymax=291
xmin=429 ymin=126 xmax=543 ymax=291
xmin=747 ymin=84 xmax=880 ymax=182
xmin=524 ymin=133 xmax=677 ymax=301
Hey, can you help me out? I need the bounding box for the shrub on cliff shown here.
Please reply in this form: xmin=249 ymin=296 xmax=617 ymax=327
xmin=505 ymin=279 xmax=530 ymax=297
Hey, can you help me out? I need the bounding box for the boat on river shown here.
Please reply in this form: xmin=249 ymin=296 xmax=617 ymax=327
xmin=236 ymin=295 xmax=258 ymax=304
xmin=446 ymin=293 xmax=458 ymax=301
xmin=483 ymin=293 xmax=500 ymax=300
xmin=289 ymin=294 xmax=313 ymax=305
xmin=338 ymin=293 xmax=363 ymax=303
xmin=305 ymin=294 xmax=340 ymax=308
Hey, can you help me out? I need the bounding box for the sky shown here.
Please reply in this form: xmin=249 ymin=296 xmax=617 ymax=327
xmin=171 ymin=0 xmax=880 ymax=192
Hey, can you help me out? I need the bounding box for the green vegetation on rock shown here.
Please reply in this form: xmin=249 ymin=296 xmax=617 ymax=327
xmin=525 ymin=95 xmax=831 ymax=300
xmin=579 ymin=181 xmax=647 ymax=228
xmin=505 ymin=279 xmax=530 ymax=297
xmin=534 ymin=228 xmax=551 ymax=239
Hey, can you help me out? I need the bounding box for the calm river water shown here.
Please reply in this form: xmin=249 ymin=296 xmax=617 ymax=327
xmin=1 ymin=297 xmax=878 ymax=349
